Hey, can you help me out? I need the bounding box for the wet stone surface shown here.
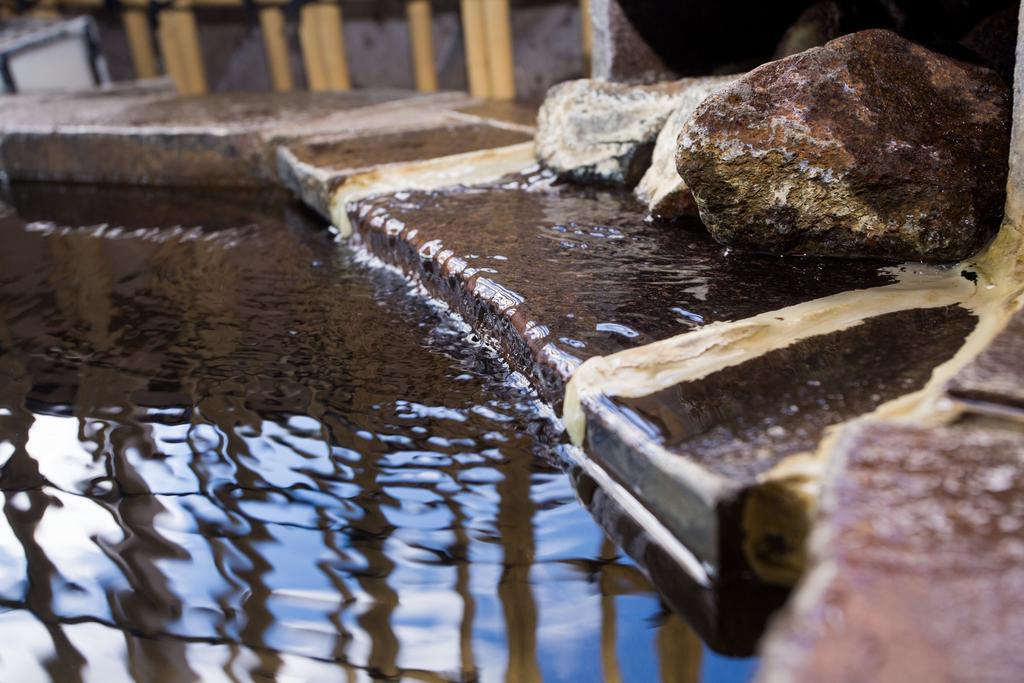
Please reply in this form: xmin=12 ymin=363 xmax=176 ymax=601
xmin=757 ymin=420 xmax=1024 ymax=683
xmin=0 ymin=90 xmax=419 ymax=130
xmin=948 ymin=306 xmax=1024 ymax=411
xmin=623 ymin=306 xmax=977 ymax=479
xmin=289 ymin=123 xmax=532 ymax=172
xmin=570 ymin=466 xmax=790 ymax=655
xmin=453 ymin=101 xmax=540 ymax=127
xmin=351 ymin=171 xmax=896 ymax=402
xmin=112 ymin=91 xmax=421 ymax=128
xmin=0 ymin=184 xmax=758 ymax=682
xmin=0 ymin=88 xmax=476 ymax=188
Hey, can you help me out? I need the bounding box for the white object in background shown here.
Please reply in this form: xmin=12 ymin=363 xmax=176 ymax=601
xmin=0 ymin=16 xmax=110 ymax=93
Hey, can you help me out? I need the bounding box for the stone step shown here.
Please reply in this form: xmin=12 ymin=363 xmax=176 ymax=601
xmin=756 ymin=419 xmax=1024 ymax=682
xmin=349 ymin=174 xmax=895 ymax=400
xmin=277 ymin=115 xmax=533 ymax=220
xmin=0 ymin=83 xmax=483 ymax=187
xmin=948 ymin=307 xmax=1024 ymax=412
xmin=344 ymin=172 xmax=976 ymax=583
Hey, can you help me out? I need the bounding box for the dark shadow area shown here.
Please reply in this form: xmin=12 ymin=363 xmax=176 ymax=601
xmin=617 ymin=0 xmax=1018 ymax=81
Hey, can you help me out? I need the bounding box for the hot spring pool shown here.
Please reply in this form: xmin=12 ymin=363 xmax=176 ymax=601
xmin=0 ymin=184 xmax=758 ymax=682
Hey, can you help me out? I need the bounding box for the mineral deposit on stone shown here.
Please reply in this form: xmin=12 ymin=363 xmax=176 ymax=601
xmin=536 ymin=78 xmax=689 ymax=186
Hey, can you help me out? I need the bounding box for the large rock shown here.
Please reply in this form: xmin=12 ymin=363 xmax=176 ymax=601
xmin=678 ymin=29 xmax=1012 ymax=262
xmin=634 ymin=75 xmax=735 ymax=220
xmin=536 ymin=79 xmax=688 ymax=186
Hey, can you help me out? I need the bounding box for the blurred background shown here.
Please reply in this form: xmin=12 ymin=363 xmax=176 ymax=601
xmin=0 ymin=0 xmax=588 ymax=100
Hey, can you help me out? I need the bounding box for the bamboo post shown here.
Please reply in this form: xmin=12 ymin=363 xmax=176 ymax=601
xmin=158 ymin=1 xmax=208 ymax=95
xmin=459 ymin=0 xmax=490 ymax=98
xmin=257 ymin=1 xmax=294 ymax=92
xmin=406 ymin=0 xmax=438 ymax=92
xmin=299 ymin=2 xmax=350 ymax=92
xmin=481 ymin=0 xmax=514 ymax=99
xmin=122 ymin=1 xmax=159 ymax=79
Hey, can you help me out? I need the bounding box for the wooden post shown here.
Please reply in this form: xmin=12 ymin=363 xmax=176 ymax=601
xmin=299 ymin=2 xmax=350 ymax=92
xmin=31 ymin=0 xmax=60 ymax=18
xmin=481 ymin=0 xmax=514 ymax=100
xmin=580 ymin=0 xmax=592 ymax=67
xmin=406 ymin=0 xmax=438 ymax=92
xmin=656 ymin=612 xmax=702 ymax=683
xmin=299 ymin=4 xmax=327 ymax=91
xmin=158 ymin=2 xmax=208 ymax=95
xmin=459 ymin=0 xmax=490 ymax=98
xmin=157 ymin=9 xmax=187 ymax=92
xmin=257 ymin=2 xmax=294 ymax=92
xmin=319 ymin=2 xmax=351 ymax=91
xmin=122 ymin=3 xmax=159 ymax=79
xmin=175 ymin=4 xmax=208 ymax=94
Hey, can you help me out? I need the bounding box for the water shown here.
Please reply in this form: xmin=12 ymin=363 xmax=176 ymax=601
xmin=0 ymin=185 xmax=757 ymax=682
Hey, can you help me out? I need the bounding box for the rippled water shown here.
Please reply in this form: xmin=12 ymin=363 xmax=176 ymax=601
xmin=0 ymin=185 xmax=757 ymax=682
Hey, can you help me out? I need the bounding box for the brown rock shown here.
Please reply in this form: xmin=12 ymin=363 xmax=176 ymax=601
xmin=678 ymin=30 xmax=1012 ymax=262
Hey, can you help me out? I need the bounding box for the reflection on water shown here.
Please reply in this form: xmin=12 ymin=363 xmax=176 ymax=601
xmin=0 ymin=185 xmax=757 ymax=682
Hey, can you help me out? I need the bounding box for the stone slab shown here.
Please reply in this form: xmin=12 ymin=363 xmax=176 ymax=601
xmin=756 ymin=420 xmax=1024 ymax=683
xmin=348 ymin=172 xmax=895 ymax=405
xmin=289 ymin=124 xmax=531 ymax=172
xmin=0 ymin=86 xmax=477 ymax=187
xmin=569 ymin=465 xmax=789 ymax=657
xmin=277 ymin=117 xmax=533 ymax=219
xmin=948 ymin=306 xmax=1024 ymax=411
xmin=578 ymin=304 xmax=975 ymax=583
xmin=625 ymin=307 xmax=976 ymax=481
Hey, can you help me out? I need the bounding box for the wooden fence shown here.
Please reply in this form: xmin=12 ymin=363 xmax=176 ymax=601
xmin=4 ymin=0 xmax=594 ymax=99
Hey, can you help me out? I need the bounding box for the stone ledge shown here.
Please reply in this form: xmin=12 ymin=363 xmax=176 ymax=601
xmin=0 ymin=86 xmax=482 ymax=188
xmin=756 ymin=419 xmax=1024 ymax=683
xmin=948 ymin=306 xmax=1024 ymax=411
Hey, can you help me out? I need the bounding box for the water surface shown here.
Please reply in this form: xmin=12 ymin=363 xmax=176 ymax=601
xmin=0 ymin=185 xmax=756 ymax=682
